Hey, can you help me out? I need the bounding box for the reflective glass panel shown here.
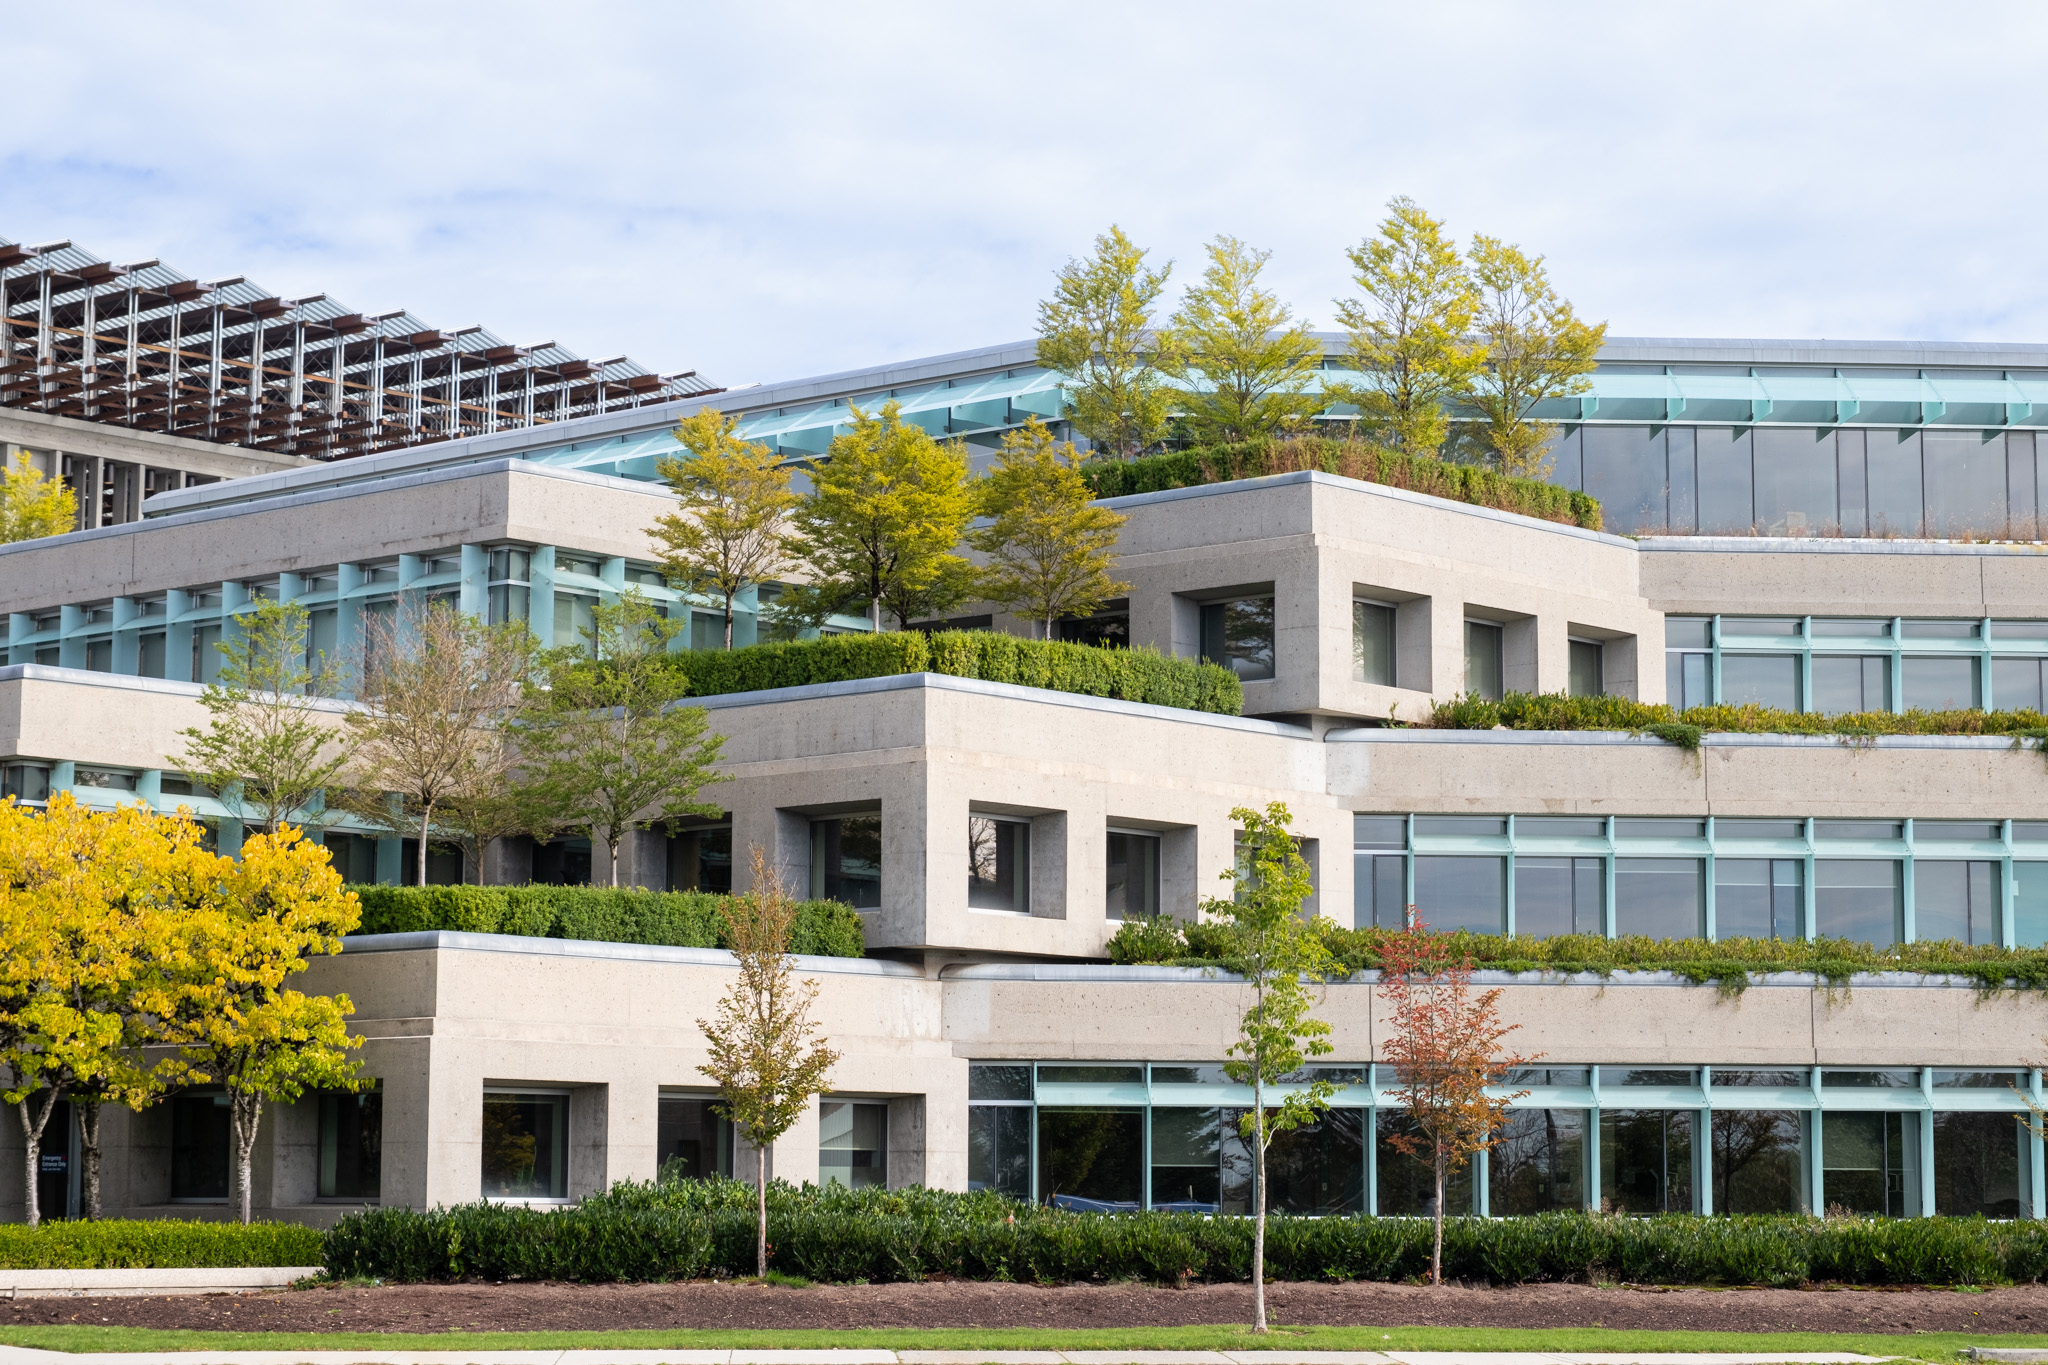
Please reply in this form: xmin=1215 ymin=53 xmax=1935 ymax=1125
xmin=1414 ymin=816 xmax=1507 ymax=835
xmin=1376 ymin=1110 xmax=1475 ymax=1215
xmin=1695 ymin=427 xmax=1754 ymax=533
xmin=1922 ymin=431 xmax=2007 ymax=536
xmin=1996 ymin=658 xmax=2047 ymax=712
xmin=2019 ymin=862 xmax=2048 ymax=948
xmin=1105 ymin=831 xmax=1160 ymax=921
xmin=1200 ymin=598 xmax=1275 ymax=681
xmin=1812 ymin=619 xmax=1891 ymax=638
xmin=1615 ymin=819 xmax=1705 ymax=838
xmin=1914 ymin=860 xmax=2000 ymax=945
xmin=656 ymin=1095 xmax=731 ymax=1182
xmin=1614 ymin=858 xmax=1704 ymax=939
xmin=1866 ymin=430 xmax=1923 ymax=535
xmin=1721 ymin=654 xmax=1800 ymax=711
xmin=1903 ymin=657 xmax=1979 ymax=711
xmin=1714 ymin=859 xmax=1803 ymax=940
xmin=1355 ymin=852 xmax=1407 ymax=930
xmin=1712 ymin=1109 xmax=1804 ymax=1214
xmin=1353 ymin=600 xmax=1395 ymax=686
xmin=968 ymin=1106 xmax=1031 ymax=1197
xmin=1464 ymin=621 xmax=1504 ymax=700
xmin=1490 ymin=1108 xmax=1586 ymax=1214
xmin=1354 ymin=816 xmax=1407 ymax=848
xmin=1412 ymin=856 xmax=1505 ymax=934
xmin=1600 ymin=1109 xmax=1693 ymax=1213
xmin=1224 ymin=1106 xmax=1363 ymax=1215
xmin=811 ymin=815 xmax=882 ymax=909
xmin=1582 ymin=425 xmax=1667 ymax=533
xmin=969 ymin=1064 xmax=1033 ymax=1101
xmin=1716 ymin=819 xmax=1805 ymax=839
xmin=1812 ymin=655 xmax=1888 ymax=714
xmin=318 ymin=1090 xmax=383 ymax=1202
xmin=1517 ymin=817 xmax=1607 ymax=837
xmin=1569 ymin=639 xmax=1603 ymax=698
xmin=1934 ymin=1112 xmax=2028 ymax=1218
xmin=1821 ymin=1111 xmax=1917 ymax=1217
xmin=1752 ymin=427 xmax=1839 ymax=534
xmin=1815 ymin=860 xmax=1902 ymax=946
xmin=481 ymin=1093 xmax=568 ymax=1199
xmin=1150 ymin=1106 xmax=1221 ymax=1212
xmin=818 ymin=1100 xmax=888 ymax=1189
xmin=1513 ymin=856 xmax=1604 ymax=938
xmin=1037 ymin=1109 xmax=1142 ymax=1211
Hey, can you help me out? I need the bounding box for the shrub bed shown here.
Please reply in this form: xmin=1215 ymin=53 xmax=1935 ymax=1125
xmin=351 ymin=884 xmax=866 ymax=958
xmin=1107 ymin=917 xmax=2048 ymax=993
xmin=660 ymin=629 xmax=1242 ymax=716
xmin=323 ymin=1179 xmax=2048 ymax=1286
xmin=0 ymin=1219 xmax=323 ymax=1269
xmin=1428 ymin=690 xmax=2048 ymax=751
xmin=1081 ymin=437 xmax=1603 ymax=531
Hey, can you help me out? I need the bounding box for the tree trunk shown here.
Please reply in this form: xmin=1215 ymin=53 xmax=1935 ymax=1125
xmin=232 ymin=1092 xmax=262 ymax=1226
xmin=1252 ymin=1087 xmax=1267 ymax=1332
xmin=16 ymin=1086 xmax=59 ymax=1228
xmin=1431 ymin=1145 xmax=1446 ymax=1287
xmin=756 ymin=1142 xmax=768 ymax=1278
xmin=417 ymin=802 xmax=434 ymax=887
xmin=724 ymin=594 xmax=735 ymax=651
xmin=78 ymin=1100 xmax=103 ymax=1220
xmin=608 ymin=836 xmax=621 ymax=888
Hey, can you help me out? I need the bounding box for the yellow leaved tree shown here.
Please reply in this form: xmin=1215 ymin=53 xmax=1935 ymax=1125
xmin=0 ymin=451 xmax=77 ymax=544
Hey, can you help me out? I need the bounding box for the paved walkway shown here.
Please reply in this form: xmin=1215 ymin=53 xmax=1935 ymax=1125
xmin=0 ymin=1347 xmax=1902 ymax=1365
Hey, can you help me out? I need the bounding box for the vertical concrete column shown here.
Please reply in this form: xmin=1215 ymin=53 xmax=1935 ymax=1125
xmin=377 ymin=1042 xmax=438 ymax=1211
xmin=1030 ymin=809 xmax=1070 ymax=922
xmin=920 ymin=1057 xmax=973 ymax=1192
xmin=775 ymin=1100 xmax=821 ymax=1188
xmin=1436 ymin=598 xmax=1468 ymax=701
xmin=1532 ymin=616 xmax=1571 ymax=695
xmin=886 ymin=1095 xmax=927 ymax=1189
xmin=607 ymin=1080 xmax=661 ymax=1188
xmin=568 ymin=1085 xmax=612 ymax=1200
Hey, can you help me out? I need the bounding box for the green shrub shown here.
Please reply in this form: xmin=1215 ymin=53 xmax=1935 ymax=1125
xmin=324 ymin=1180 xmax=2048 ymax=1286
xmin=1082 ymin=436 xmax=1603 ymax=531
xmin=657 ymin=628 xmax=1242 ymax=716
xmin=0 ymin=1219 xmax=323 ymax=1269
xmin=348 ymin=885 xmax=865 ymax=958
xmin=1429 ymin=689 xmax=2048 ymax=744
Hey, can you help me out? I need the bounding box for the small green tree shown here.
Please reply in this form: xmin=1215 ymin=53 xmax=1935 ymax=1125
xmin=1036 ymin=226 xmax=1176 ymax=459
xmin=699 ymin=846 xmax=840 ymax=1278
xmin=1166 ymin=236 xmax=1323 ymax=444
xmin=1463 ymin=235 xmax=1607 ymax=478
xmin=1204 ymin=801 xmax=1339 ymax=1334
xmin=1330 ymin=198 xmax=1480 ymax=456
xmin=513 ymin=592 xmax=727 ymax=887
xmin=653 ymin=409 xmax=799 ymax=649
xmin=174 ymin=599 xmax=353 ymax=837
xmin=789 ymin=402 xmax=974 ymax=632
xmin=969 ymin=417 xmax=1130 ymax=638
xmin=0 ymin=451 xmax=76 ymax=543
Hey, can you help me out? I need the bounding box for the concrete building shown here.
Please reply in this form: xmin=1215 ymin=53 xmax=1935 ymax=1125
xmin=6 ymin=333 xmax=2048 ymax=1227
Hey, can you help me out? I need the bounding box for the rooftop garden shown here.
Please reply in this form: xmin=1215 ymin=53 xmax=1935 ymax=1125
xmin=1082 ymin=435 xmax=1604 ymax=531
xmin=350 ymin=884 xmax=867 ymax=957
xmin=1425 ymin=690 xmax=2048 ymax=751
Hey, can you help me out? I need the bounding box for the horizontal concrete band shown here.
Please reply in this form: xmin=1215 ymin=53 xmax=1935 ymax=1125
xmin=0 ymin=1349 xmax=1900 ymax=1365
xmin=0 ymin=1267 xmax=317 ymax=1299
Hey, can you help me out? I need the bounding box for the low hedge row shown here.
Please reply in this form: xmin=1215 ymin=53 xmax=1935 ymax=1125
xmin=660 ymin=629 xmax=1243 ymax=716
xmin=0 ymin=1219 xmax=322 ymax=1269
xmin=1429 ymin=690 xmax=2048 ymax=750
xmin=1081 ymin=437 xmax=1603 ymax=531
xmin=1107 ymin=917 xmax=2048 ymax=993
xmin=323 ymin=1180 xmax=2048 ymax=1286
xmin=351 ymin=884 xmax=867 ymax=958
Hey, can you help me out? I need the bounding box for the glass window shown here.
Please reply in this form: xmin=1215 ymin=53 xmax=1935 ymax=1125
xmin=482 ymin=1091 xmax=568 ymax=1199
xmin=1600 ymin=1109 xmax=1693 ymax=1213
xmin=1812 ymin=619 xmax=1891 ymax=638
xmin=137 ymin=631 xmax=167 ymax=679
xmin=529 ymin=837 xmax=590 ymax=887
xmin=1716 ymin=819 xmax=1804 ymax=839
xmin=1822 ymin=1069 xmax=1919 ymax=1088
xmin=1602 ymin=1067 xmax=1699 ymax=1087
xmin=1721 ymin=654 xmax=1799 ymax=711
xmin=1822 ymin=1111 xmax=1917 ymax=1217
xmin=1995 ymin=658 xmax=2047 ymax=712
xmin=1464 ymin=621 xmax=1504 ymax=700
xmin=1151 ymin=1064 xmax=1232 ymax=1085
xmin=1867 ymin=429 xmax=1923 ymax=535
xmin=667 ymin=826 xmax=732 ymax=894
xmin=1711 ymin=1109 xmax=1805 ymax=1214
xmin=1996 ymin=620 xmax=2048 ymax=640
xmin=318 ymin=1090 xmax=382 ymax=1201
xmin=1922 ymin=431 xmax=2007 ymax=536
xmin=1353 ymin=600 xmax=1395 ymax=686
xmin=192 ymin=623 xmax=223 ymax=686
xmin=1934 ymin=1069 xmax=2028 ymax=1088
xmin=1059 ymin=600 xmax=1130 ymax=649
xmin=1917 ymin=821 xmax=2001 ymax=841
xmin=1105 ymin=831 xmax=1160 ymax=921
xmin=689 ymin=611 xmax=726 ymax=652
xmin=819 ymin=1100 xmax=888 ymax=1189
xmin=811 ymin=815 xmax=881 ymax=909
xmin=1568 ymin=639 xmax=1603 ymax=698
xmin=1413 ymin=856 xmax=1505 ymax=934
xmin=1353 ymin=815 xmax=1406 ymax=848
xmin=1669 ymin=651 xmax=1710 ymax=710
xmin=552 ymin=592 xmax=598 ymax=651
xmin=169 ymin=1093 xmax=231 ymax=1200
xmin=1815 ymin=820 xmax=1902 ymax=840
xmin=1903 ymin=656 xmax=1979 ymax=711
xmin=1664 ymin=617 xmax=1711 ymax=649
xmin=1037 ymin=1108 xmax=1142 ymax=1211
xmin=488 ymin=547 xmax=532 ymax=582
xmin=1695 ymin=427 xmax=1754 ymax=533
xmin=1934 ymin=1112 xmax=2029 ymax=1218
xmin=1199 ymin=597 xmax=1275 ymax=682
xmin=2018 ymin=862 xmax=2048 ymax=948
xmin=1508 ymin=1067 xmax=1593 ymax=1086
xmin=1414 ymin=815 xmax=1507 ymax=835
xmin=83 ymin=638 xmax=111 ymax=672
xmin=1581 ymin=425 xmax=1667 ymax=534
xmin=1816 ymin=860 xmax=1902 ymax=945
xmin=486 ymin=584 xmax=530 ymax=626
xmin=1517 ymin=816 xmax=1606 ymax=837
xmin=1725 ymin=618 xmax=1802 ymax=637
xmin=1224 ymin=1106 xmax=1363 ymax=1216
xmin=1812 ymin=655 xmax=1888 ymax=715
xmin=1715 ymin=1068 xmax=1810 ymax=1087
xmin=1151 ymin=1106 xmax=1222 ymax=1212
xmin=1038 ymin=1064 xmax=1144 ymax=1083
xmin=74 ymin=768 xmax=137 ymax=791
xmin=656 ymin=1095 xmax=731 ymax=1182
xmin=968 ymin=1105 xmax=1031 ymax=1198
xmin=1914 ymin=860 xmax=2000 ymax=945
xmin=1513 ymin=857 xmax=1603 ymax=938
xmin=1376 ymin=1110 xmax=1475 ymax=1216
xmin=1490 ymin=1108 xmax=1586 ymax=1214
xmin=1614 ymin=858 xmax=1703 ymax=939
xmin=2 ymin=763 xmax=52 ymax=802
xmin=1903 ymin=619 xmax=1981 ymax=639
xmin=1356 ymin=852 xmax=1406 ymax=930
xmin=1616 ymin=818 xmax=1705 ymax=838
xmin=1752 ymin=427 xmax=1839 ymax=535
xmin=1714 ymin=859 xmax=1803 ymax=940
xmin=969 ymin=816 xmax=1030 ymax=912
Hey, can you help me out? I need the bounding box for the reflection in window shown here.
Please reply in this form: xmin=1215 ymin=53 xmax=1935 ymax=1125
xmin=969 ymin=1105 xmax=1031 ymax=1197
xmin=482 ymin=1092 xmax=568 ymax=1199
xmin=1221 ymin=1106 xmax=1363 ymax=1216
xmin=1815 ymin=860 xmax=1902 ymax=946
xmin=1714 ymin=859 xmax=1802 ymax=940
xmin=1902 ymin=656 xmax=1978 ymax=711
xmin=812 ymin=815 xmax=882 ymax=909
xmin=1376 ymin=1110 xmax=1475 ymax=1215
xmin=1413 ymin=856 xmax=1504 ymax=934
xmin=1822 ymin=1111 xmax=1917 ymax=1216
xmin=1721 ymin=654 xmax=1799 ymax=711
xmin=1568 ymin=639 xmax=1603 ymax=698
xmin=1914 ymin=860 xmax=2000 ymax=946
xmin=667 ymin=826 xmax=732 ymax=893
xmin=1711 ymin=1109 xmax=1804 ymax=1214
xmin=1353 ymin=600 xmax=1395 ymax=686
xmin=1150 ymin=1106 xmax=1222 ymax=1211
xmin=1464 ymin=621 xmax=1503 ymax=700
xmin=318 ymin=1090 xmax=382 ymax=1201
xmin=1995 ymin=657 xmax=2048 ymax=712
xmin=1356 ymin=851 xmax=1407 ymax=930
xmin=1600 ymin=1109 xmax=1693 ymax=1213
xmin=1812 ymin=655 xmax=1888 ymax=714
xmin=1614 ymin=858 xmax=1703 ymax=940
xmin=1933 ymin=1111 xmax=2029 ymax=1217
xmin=1037 ymin=1108 xmax=1142 ymax=1211
xmin=1198 ymin=597 xmax=1274 ymax=681
xmin=1514 ymin=857 xmax=1603 ymax=938
xmin=1105 ymin=831 xmax=1160 ymax=921
xmin=969 ymin=815 xmax=1030 ymax=911
xmin=170 ymin=1093 xmax=231 ymax=1200
xmin=656 ymin=1095 xmax=731 ymax=1183
xmin=1489 ymin=1108 xmax=1585 ymax=1214
xmin=2019 ymin=862 xmax=2048 ymax=949
xmin=819 ymin=1100 xmax=888 ymax=1189
xmin=552 ymin=592 xmax=598 ymax=651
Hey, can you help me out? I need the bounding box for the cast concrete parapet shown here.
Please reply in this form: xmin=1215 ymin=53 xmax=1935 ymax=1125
xmin=338 ymin=930 xmax=927 ymax=978
xmin=0 ymin=1265 xmax=318 ymax=1298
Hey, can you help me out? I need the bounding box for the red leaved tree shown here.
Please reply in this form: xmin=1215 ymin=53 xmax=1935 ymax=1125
xmin=1376 ymin=913 xmax=1537 ymax=1286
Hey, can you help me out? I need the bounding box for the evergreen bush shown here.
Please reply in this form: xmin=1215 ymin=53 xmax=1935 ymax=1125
xmin=0 ymin=1219 xmax=323 ymax=1269
xmin=351 ymin=885 xmax=865 ymax=958
xmin=1081 ymin=437 xmax=1603 ymax=531
xmin=323 ymin=1180 xmax=2048 ymax=1286
xmin=1429 ymin=689 xmax=2048 ymax=745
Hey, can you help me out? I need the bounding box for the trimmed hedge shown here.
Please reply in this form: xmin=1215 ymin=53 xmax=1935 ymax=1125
xmin=324 ymin=1179 xmax=2048 ymax=1286
xmin=1082 ymin=436 xmax=1603 ymax=531
xmin=1428 ymin=689 xmax=2048 ymax=751
xmin=1107 ymin=917 xmax=2048 ymax=994
xmin=0 ymin=1219 xmax=323 ymax=1269
xmin=351 ymin=884 xmax=866 ymax=958
xmin=660 ymin=629 xmax=1243 ymax=716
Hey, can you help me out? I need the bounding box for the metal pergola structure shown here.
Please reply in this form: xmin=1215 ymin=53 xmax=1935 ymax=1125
xmin=0 ymin=235 xmax=720 ymax=461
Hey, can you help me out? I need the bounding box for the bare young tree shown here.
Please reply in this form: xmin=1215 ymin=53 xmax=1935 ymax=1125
xmin=336 ymin=600 xmax=534 ymax=887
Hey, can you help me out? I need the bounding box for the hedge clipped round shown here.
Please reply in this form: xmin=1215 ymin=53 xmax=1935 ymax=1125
xmin=352 ymin=884 xmax=865 ymax=958
xmin=0 ymin=1219 xmax=323 ymax=1269
xmin=323 ymin=1179 xmax=2048 ymax=1286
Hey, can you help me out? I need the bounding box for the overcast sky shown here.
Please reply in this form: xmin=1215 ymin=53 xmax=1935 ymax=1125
xmin=5 ymin=3 xmax=2046 ymax=391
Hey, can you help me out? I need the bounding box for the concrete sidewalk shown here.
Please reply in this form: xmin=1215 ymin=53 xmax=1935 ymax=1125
xmin=0 ymin=1346 xmax=1903 ymax=1365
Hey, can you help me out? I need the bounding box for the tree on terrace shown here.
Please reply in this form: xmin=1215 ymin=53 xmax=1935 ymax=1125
xmin=653 ymin=409 xmax=799 ymax=650
xmin=1165 ymin=235 xmax=1323 ymax=444
xmin=1462 ymin=235 xmax=1605 ymax=478
xmin=0 ymin=452 xmax=76 ymax=544
xmin=1036 ymin=226 xmax=1176 ymax=459
xmin=968 ymin=417 xmax=1129 ymax=639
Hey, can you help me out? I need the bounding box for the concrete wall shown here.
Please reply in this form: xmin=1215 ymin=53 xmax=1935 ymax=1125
xmin=1641 ymin=538 xmax=2048 ymax=620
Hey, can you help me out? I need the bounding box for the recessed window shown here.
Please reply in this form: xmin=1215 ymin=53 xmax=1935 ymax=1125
xmin=1199 ymin=596 xmax=1274 ymax=682
xmin=969 ymin=815 xmax=1030 ymax=912
xmin=1352 ymin=600 xmax=1395 ymax=686
xmin=170 ymin=1093 xmax=231 ymax=1201
xmin=487 ymin=547 xmax=532 ymax=582
xmin=1815 ymin=860 xmax=1903 ymax=946
xmin=1713 ymin=859 xmax=1802 ymax=940
xmin=818 ymin=1100 xmax=887 ymax=1189
xmin=1813 ymin=655 xmax=1888 ymax=714
xmin=1568 ymin=639 xmax=1603 ymax=698
xmin=138 ymin=631 xmax=167 ymax=679
xmin=1721 ymin=654 xmax=1799 ymax=711
xmin=657 ymin=1094 xmax=732 ymax=1182
xmin=1903 ymin=656 xmax=1979 ymax=710
xmin=668 ymin=825 xmax=732 ymax=894
xmin=318 ymin=1090 xmax=382 ymax=1201
xmin=74 ymin=768 xmax=137 ymax=791
xmin=1463 ymin=620 xmax=1503 ymax=700
xmin=83 ymin=638 xmax=112 ymax=672
xmin=812 ymin=815 xmax=881 ymax=908
xmin=481 ymin=1091 xmax=568 ymax=1200
xmin=1614 ymin=858 xmax=1704 ymax=940
xmin=1105 ymin=830 xmax=1160 ymax=921
xmin=2 ymin=763 xmax=52 ymax=802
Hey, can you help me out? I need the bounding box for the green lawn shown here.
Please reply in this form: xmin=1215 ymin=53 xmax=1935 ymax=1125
xmin=4 ymin=1324 xmax=2048 ymax=1358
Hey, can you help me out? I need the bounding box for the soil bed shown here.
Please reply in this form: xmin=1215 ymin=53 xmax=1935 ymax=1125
xmin=6 ymin=1279 xmax=2048 ymax=1335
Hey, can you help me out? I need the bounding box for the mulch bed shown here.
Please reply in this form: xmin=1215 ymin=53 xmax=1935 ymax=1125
xmin=8 ymin=1280 xmax=2048 ymax=1335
